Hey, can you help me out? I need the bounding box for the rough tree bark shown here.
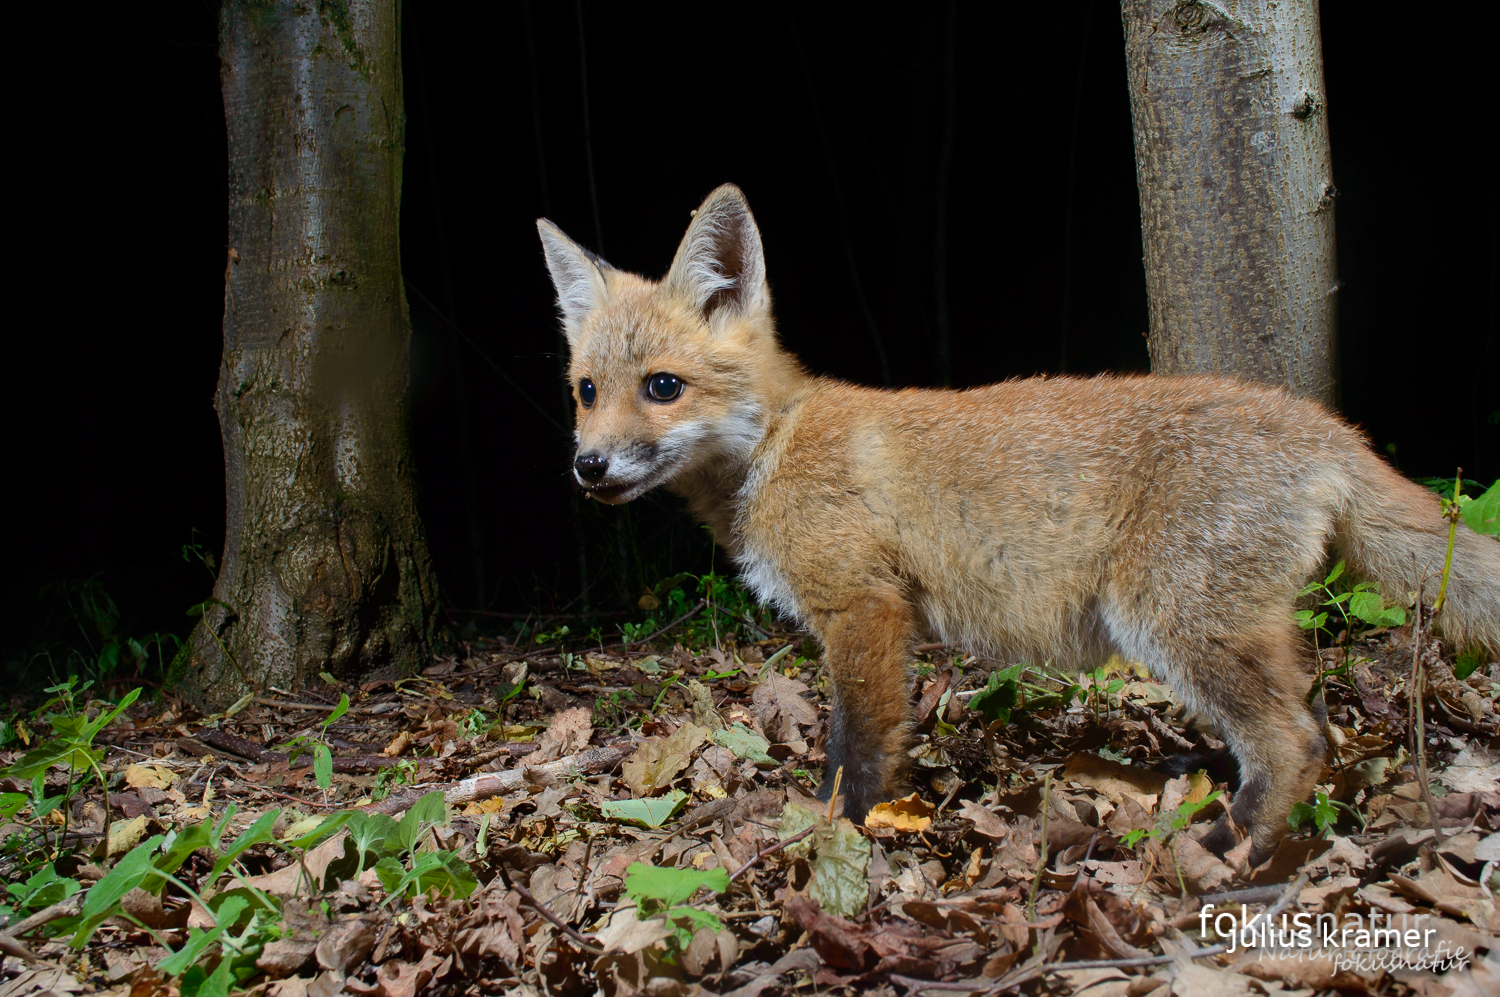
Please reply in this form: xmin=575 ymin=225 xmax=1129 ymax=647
xmin=1122 ymin=0 xmax=1339 ymax=406
xmin=184 ymin=0 xmax=444 ymax=706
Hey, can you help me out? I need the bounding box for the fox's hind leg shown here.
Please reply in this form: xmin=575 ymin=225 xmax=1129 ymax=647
xmin=812 ymin=588 xmax=915 ymax=825
xmin=1111 ymin=612 xmax=1327 ymax=866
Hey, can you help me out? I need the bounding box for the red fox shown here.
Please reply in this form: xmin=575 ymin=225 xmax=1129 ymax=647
xmin=537 ymin=184 xmax=1500 ymax=862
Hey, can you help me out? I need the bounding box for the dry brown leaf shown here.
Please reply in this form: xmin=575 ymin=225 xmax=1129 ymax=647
xmin=373 ymin=950 xmax=448 ymax=997
xmin=1171 ymin=958 xmax=1260 ymax=996
xmin=621 ymin=722 xmax=709 ymax=796
xmin=258 ymin=936 xmax=319 ymax=978
xmin=243 ymin=832 xmax=349 ymax=897
xmin=1061 ymin=752 xmax=1167 ymax=809
xmin=120 ymin=888 xmax=188 ymax=931
xmin=751 ymin=672 xmax=817 ymax=743
xmin=315 ymin=917 xmax=376 ymax=975
xmin=382 ymin=730 xmax=413 ymax=757
xmin=1440 ymin=743 xmax=1500 ymax=794
xmin=594 ymin=901 xmax=676 ymax=955
xmin=462 ymin=797 xmax=507 ymax=816
xmin=1159 ymin=834 xmax=1234 ymax=894
xmin=124 ymin=764 xmax=176 ymax=790
xmin=534 ymin=706 xmax=593 ymax=762
xmin=957 ymin=799 xmax=1011 ymax=840
xmin=864 ymin=792 xmax=935 ymax=832
xmin=106 ymin=816 xmax=149 ymax=858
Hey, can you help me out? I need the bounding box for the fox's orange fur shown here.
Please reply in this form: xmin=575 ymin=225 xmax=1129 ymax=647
xmin=538 ymin=185 xmax=1500 ymax=862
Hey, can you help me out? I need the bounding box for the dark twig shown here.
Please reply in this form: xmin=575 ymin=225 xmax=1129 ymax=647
xmin=602 ymin=599 xmax=707 ymax=651
xmin=731 ymin=827 xmax=814 ymax=883
xmin=510 ymin=880 xmax=604 ymax=955
xmin=1408 ymin=568 xmax=1446 ymax=845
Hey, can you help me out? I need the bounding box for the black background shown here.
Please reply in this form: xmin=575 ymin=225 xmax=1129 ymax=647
xmin=7 ymin=2 xmax=1496 ymax=665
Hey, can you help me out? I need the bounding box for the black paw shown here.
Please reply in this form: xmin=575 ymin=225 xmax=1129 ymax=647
xmin=1156 ymin=748 xmax=1241 ymax=789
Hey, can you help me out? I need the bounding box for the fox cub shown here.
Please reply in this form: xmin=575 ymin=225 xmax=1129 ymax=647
xmin=538 ymin=185 xmax=1500 ymax=862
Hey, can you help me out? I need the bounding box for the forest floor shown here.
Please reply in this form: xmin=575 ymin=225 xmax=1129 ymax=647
xmin=0 ymin=621 xmax=1495 ymax=997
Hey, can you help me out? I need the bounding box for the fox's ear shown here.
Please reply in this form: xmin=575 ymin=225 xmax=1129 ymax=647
xmin=664 ymin=184 xmax=767 ymax=321
xmin=537 ymin=219 xmax=610 ymax=344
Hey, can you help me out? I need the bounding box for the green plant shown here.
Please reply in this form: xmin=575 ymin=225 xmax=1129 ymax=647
xmin=593 ymin=688 xmax=641 ymax=730
xmin=1288 ymin=789 xmax=1363 ymax=837
xmin=623 ymin=862 xmax=730 ymax=951
xmin=73 ymin=791 xmax=470 ymax=987
xmin=533 ymin=623 xmax=571 ymax=646
xmin=1121 ymin=789 xmax=1224 ymax=849
xmin=281 ymin=694 xmax=350 ymax=793
xmin=0 ymin=679 xmax=142 ymax=862
xmin=1415 ymin=477 xmax=1499 ymax=536
xmin=321 ymin=792 xmax=476 ymax=902
xmin=371 ymin=758 xmax=419 ymax=802
xmin=1295 ymin=561 xmax=1406 ymax=682
xmin=0 ymin=863 xmax=81 ymax=926
xmin=1084 ymin=666 xmax=1126 ymax=721
xmin=629 ymin=570 xmax=774 ymax=650
xmin=968 ymin=664 xmax=1023 ymax=724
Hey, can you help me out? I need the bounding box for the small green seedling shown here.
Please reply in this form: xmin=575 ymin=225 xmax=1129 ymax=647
xmin=283 ymin=694 xmax=350 ymax=792
xmin=1295 ymin=561 xmax=1406 ymax=682
xmin=1288 ymin=789 xmax=1362 ymax=837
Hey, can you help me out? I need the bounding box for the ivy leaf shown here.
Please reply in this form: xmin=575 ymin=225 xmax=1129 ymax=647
xmin=624 ymin=863 xmax=729 ymax=909
xmin=600 ymin=790 xmax=689 ymax=829
xmin=710 ymin=723 xmax=774 ymax=765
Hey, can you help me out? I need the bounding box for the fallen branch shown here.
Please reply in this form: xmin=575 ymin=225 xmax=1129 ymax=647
xmin=361 ymin=744 xmax=633 ymax=815
xmin=190 ymin=729 xmax=406 ymax=775
xmin=8 ymin=893 xmax=84 ymax=938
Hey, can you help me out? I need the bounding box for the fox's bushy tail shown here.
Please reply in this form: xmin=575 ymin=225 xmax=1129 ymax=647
xmin=1338 ymin=457 xmax=1500 ymax=655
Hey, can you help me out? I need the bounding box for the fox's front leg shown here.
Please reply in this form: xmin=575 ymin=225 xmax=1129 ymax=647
xmin=812 ymin=589 xmax=915 ymax=824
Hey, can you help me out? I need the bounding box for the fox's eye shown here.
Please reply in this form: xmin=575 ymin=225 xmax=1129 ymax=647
xmin=578 ymin=378 xmax=596 ymax=407
xmin=647 ymin=373 xmax=684 ymax=402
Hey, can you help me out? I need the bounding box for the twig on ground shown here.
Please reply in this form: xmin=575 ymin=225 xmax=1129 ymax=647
xmin=731 ymin=827 xmax=814 ymax=883
xmin=266 ymin=790 xmax=343 ymax=809
xmin=252 ymin=696 xmax=346 ymax=712
xmin=508 ymin=880 xmax=604 ymax=955
xmin=360 ymin=744 xmax=632 ymax=814
xmin=603 ymin=599 xmax=708 ymax=651
xmin=986 ymin=872 xmax=1310 ymax=992
xmin=1408 ymin=569 xmax=1446 ymax=846
xmin=8 ymin=892 xmax=84 ymax=937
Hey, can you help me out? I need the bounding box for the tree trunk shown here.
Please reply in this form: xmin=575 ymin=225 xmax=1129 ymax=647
xmin=184 ymin=0 xmax=444 ymax=707
xmin=1122 ymin=0 xmax=1339 ymax=406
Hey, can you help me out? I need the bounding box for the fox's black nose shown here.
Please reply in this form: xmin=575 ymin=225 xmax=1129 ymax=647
xmin=574 ymin=452 xmax=609 ymax=483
